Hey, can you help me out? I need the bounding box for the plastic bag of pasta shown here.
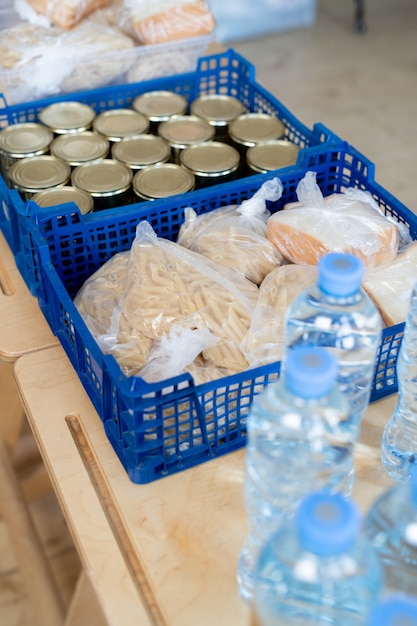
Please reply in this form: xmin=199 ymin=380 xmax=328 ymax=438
xmin=75 ymin=221 xmax=259 ymax=382
xmin=241 ymin=263 xmax=318 ymax=368
xmin=177 ymin=177 xmax=284 ymax=285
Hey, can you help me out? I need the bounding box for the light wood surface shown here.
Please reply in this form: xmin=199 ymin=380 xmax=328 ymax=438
xmin=13 ymin=343 xmax=396 ymax=626
xmin=0 ymin=231 xmax=58 ymax=362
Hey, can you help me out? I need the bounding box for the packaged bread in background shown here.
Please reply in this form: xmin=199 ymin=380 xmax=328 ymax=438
xmin=241 ymin=264 xmax=317 ymax=368
xmin=16 ymin=0 xmax=112 ymax=29
xmin=0 ymin=20 xmax=135 ymax=103
xmin=177 ymin=178 xmax=285 ymax=285
xmin=75 ymin=221 xmax=259 ymax=383
xmin=120 ymin=0 xmax=215 ymax=45
xmin=267 ymin=171 xmax=402 ymax=270
xmin=363 ymin=241 xmax=417 ymax=327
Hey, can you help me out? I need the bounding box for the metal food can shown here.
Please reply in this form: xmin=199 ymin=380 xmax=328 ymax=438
xmin=93 ymin=109 xmax=150 ymax=143
xmin=8 ymin=155 xmax=71 ymax=200
xmin=71 ymin=159 xmax=133 ymax=211
xmin=180 ymin=141 xmax=240 ymax=188
xmin=50 ymin=131 xmax=109 ymax=167
xmin=0 ymin=122 xmax=54 ymax=182
xmin=38 ymin=101 xmax=96 ymax=135
xmin=111 ymin=134 xmax=171 ymax=170
xmin=228 ymin=113 xmax=286 ymax=149
xmin=190 ymin=94 xmax=246 ymax=140
xmin=32 ymin=186 xmax=94 ymax=215
xmin=158 ymin=115 xmax=215 ymax=163
xmin=132 ymin=90 xmax=188 ymax=132
xmin=132 ymin=163 xmax=195 ymax=201
xmin=246 ymin=140 xmax=300 ymax=174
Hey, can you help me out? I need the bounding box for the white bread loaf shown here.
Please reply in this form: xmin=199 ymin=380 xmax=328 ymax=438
xmin=267 ymin=192 xmax=399 ymax=269
xmin=126 ymin=0 xmax=215 ymax=44
xmin=363 ymin=241 xmax=417 ymax=326
xmin=23 ymin=0 xmax=112 ymax=29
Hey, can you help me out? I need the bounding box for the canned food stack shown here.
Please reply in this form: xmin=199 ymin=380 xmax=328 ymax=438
xmin=0 ymin=88 xmax=301 ymax=214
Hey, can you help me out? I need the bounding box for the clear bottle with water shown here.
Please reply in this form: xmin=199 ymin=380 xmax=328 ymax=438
xmin=253 ymin=491 xmax=382 ymax=626
xmin=366 ymin=595 xmax=417 ymax=626
xmin=381 ymin=282 xmax=417 ymax=482
xmin=237 ymin=345 xmax=356 ymax=604
xmin=364 ymin=473 xmax=417 ymax=596
xmin=284 ymin=252 xmax=383 ymax=439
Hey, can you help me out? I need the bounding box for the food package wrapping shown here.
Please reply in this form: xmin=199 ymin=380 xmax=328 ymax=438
xmin=120 ymin=0 xmax=215 ymax=45
xmin=177 ymin=178 xmax=285 ymax=285
xmin=74 ymin=221 xmax=259 ymax=384
xmin=15 ymin=0 xmax=112 ymax=29
xmin=363 ymin=240 xmax=417 ymax=327
xmin=267 ymin=171 xmax=406 ymax=270
xmin=0 ymin=19 xmax=135 ymax=103
xmin=241 ymin=264 xmax=318 ymax=368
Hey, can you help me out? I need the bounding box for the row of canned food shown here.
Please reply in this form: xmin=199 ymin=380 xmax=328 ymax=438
xmin=0 ymin=91 xmax=300 ymax=212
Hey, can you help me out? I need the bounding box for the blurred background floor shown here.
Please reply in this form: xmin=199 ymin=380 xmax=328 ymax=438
xmin=232 ymin=0 xmax=417 ymax=214
xmin=1 ymin=0 xmax=416 ymax=623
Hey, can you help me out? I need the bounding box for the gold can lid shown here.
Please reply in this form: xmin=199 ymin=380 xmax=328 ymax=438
xmin=132 ymin=91 xmax=188 ymax=123
xmin=0 ymin=122 xmax=53 ymax=158
xmin=158 ymin=115 xmax=215 ymax=149
xmin=190 ymin=94 xmax=246 ymax=128
xmin=133 ymin=163 xmax=195 ymax=200
xmin=111 ymin=134 xmax=170 ymax=169
xmin=50 ymin=131 xmax=109 ymax=166
xmin=93 ymin=109 xmax=150 ymax=142
xmin=247 ymin=140 xmax=300 ymax=173
xmin=229 ymin=113 xmax=286 ymax=147
xmin=32 ymin=186 xmax=94 ymax=215
xmin=71 ymin=159 xmax=132 ymax=197
xmin=8 ymin=155 xmax=71 ymax=193
xmin=38 ymin=101 xmax=96 ymax=134
xmin=180 ymin=141 xmax=240 ymax=178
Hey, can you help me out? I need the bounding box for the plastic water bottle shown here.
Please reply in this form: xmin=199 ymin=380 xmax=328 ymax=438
xmin=364 ymin=473 xmax=417 ymax=596
xmin=366 ymin=595 xmax=417 ymax=625
xmin=284 ymin=252 xmax=383 ymax=439
xmin=381 ymin=282 xmax=417 ymax=482
xmin=237 ymin=345 xmax=356 ymax=604
xmin=253 ymin=491 xmax=382 ymax=625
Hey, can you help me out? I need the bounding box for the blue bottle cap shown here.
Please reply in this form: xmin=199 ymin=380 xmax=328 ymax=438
xmin=285 ymin=346 xmax=338 ymax=399
xmin=318 ymin=252 xmax=364 ymax=297
xmin=366 ymin=596 xmax=417 ymax=625
xmin=296 ymin=491 xmax=361 ymax=556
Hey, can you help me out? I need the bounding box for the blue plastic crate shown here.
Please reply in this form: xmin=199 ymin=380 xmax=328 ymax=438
xmin=0 ymin=47 xmax=337 ymax=291
xmin=27 ymin=140 xmax=412 ymax=483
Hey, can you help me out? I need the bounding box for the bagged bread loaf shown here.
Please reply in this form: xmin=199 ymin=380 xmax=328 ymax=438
xmin=267 ymin=171 xmax=401 ymax=269
xmin=75 ymin=221 xmax=259 ymax=383
xmin=363 ymin=240 xmax=417 ymax=327
xmin=0 ymin=20 xmax=135 ymax=104
xmin=121 ymin=0 xmax=215 ymax=44
xmin=241 ymin=264 xmax=317 ymax=368
xmin=18 ymin=0 xmax=112 ymax=29
xmin=177 ymin=178 xmax=285 ymax=285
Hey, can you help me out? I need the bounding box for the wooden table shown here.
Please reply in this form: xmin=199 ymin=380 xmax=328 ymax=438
xmin=0 ymin=231 xmax=58 ymax=361
xmin=13 ymin=343 xmax=396 ymax=626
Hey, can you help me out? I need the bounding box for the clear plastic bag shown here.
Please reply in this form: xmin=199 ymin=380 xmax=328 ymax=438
xmin=177 ymin=178 xmax=284 ymax=285
xmin=75 ymin=221 xmax=259 ymax=382
xmin=119 ymin=0 xmax=215 ymax=44
xmin=241 ymin=263 xmax=317 ymax=368
xmin=267 ymin=171 xmax=403 ymax=269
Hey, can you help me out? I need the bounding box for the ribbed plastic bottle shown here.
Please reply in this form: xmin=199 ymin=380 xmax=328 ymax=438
xmin=364 ymin=473 xmax=417 ymax=596
xmin=237 ymin=345 xmax=356 ymax=604
xmin=381 ymin=282 xmax=417 ymax=482
xmin=253 ymin=491 xmax=382 ymax=626
xmin=366 ymin=595 xmax=417 ymax=626
xmin=284 ymin=252 xmax=383 ymax=440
